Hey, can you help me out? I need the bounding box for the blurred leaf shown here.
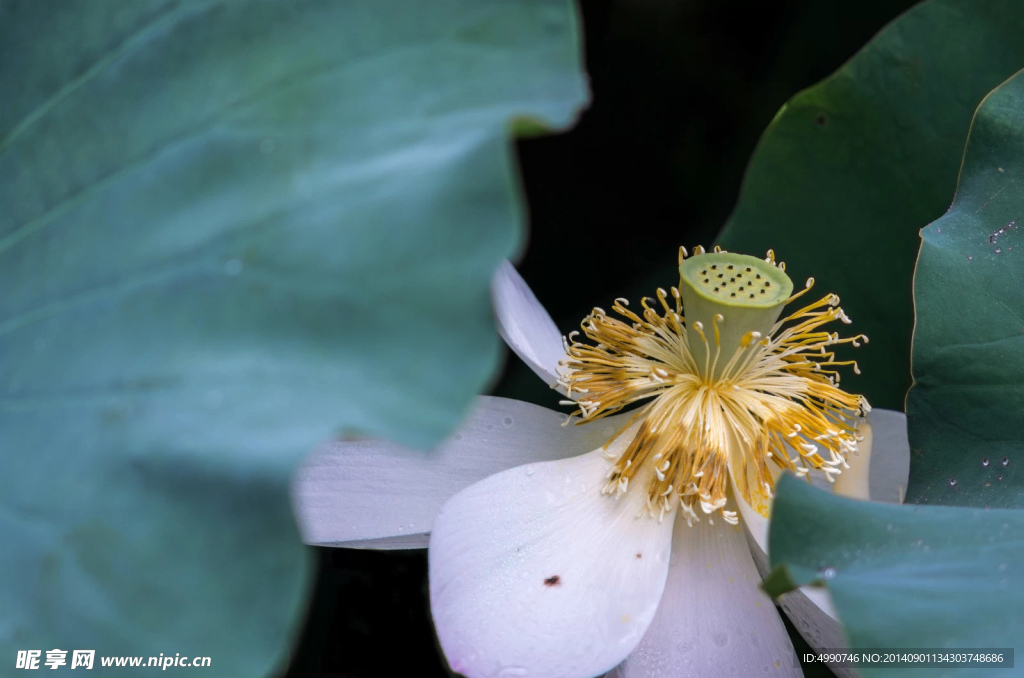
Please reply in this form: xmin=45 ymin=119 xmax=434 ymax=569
xmin=768 ymin=476 xmax=1024 ymax=677
xmin=718 ymin=0 xmax=1024 ymax=410
xmin=908 ymin=68 xmax=1024 ymax=507
xmin=0 ymin=1 xmax=585 ymax=674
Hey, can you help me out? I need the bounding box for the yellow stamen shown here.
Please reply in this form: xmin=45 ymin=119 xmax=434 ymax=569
xmin=557 ymin=248 xmax=869 ymax=524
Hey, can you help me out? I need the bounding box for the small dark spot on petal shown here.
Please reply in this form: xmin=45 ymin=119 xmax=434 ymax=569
xmin=814 ymin=113 xmax=827 ymax=126
xmin=544 ymin=575 xmax=561 ymax=587
xmin=635 ymin=553 xmax=642 ymax=559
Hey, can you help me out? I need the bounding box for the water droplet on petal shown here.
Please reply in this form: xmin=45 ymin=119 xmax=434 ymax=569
xmin=524 ymin=466 xmax=535 ymax=476
xmin=967 ymin=254 xmax=974 ymax=261
xmin=948 ymin=478 xmax=958 ymax=488
xmin=982 ymin=458 xmax=991 ymax=468
xmin=1001 ymin=456 xmax=1011 ymax=467
xmin=996 ymin=247 xmax=1003 ymax=254
xmin=817 ymin=566 xmax=837 ymax=579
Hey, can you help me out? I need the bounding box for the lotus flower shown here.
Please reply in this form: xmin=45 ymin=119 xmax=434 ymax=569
xmin=293 ymin=249 xmax=909 ymax=678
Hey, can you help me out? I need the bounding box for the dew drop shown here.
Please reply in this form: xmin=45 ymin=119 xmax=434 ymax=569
xmin=948 ymin=478 xmax=958 ymax=488
xmin=996 ymin=247 xmax=1003 ymax=254
xmin=998 ymin=474 xmax=1005 ymax=481
xmin=967 ymin=255 xmax=973 ymax=261
xmin=982 ymin=457 xmax=991 ymax=468
xmin=397 ymin=525 xmax=405 ymax=532
xmin=1001 ymin=456 xmax=1010 ymax=467
xmin=524 ymin=466 xmax=535 ymax=476
xmin=817 ymin=566 xmax=837 ymax=580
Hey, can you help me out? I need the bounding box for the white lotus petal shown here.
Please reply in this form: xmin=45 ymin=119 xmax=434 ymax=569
xmin=610 ymin=510 xmax=799 ymax=678
xmin=492 ymin=260 xmax=566 ymax=389
xmin=430 ymin=437 xmax=675 ymax=678
xmin=864 ymin=408 xmax=909 ymax=505
xmin=292 ymin=396 xmax=628 ymax=547
xmin=729 ymin=459 xmax=778 ymax=560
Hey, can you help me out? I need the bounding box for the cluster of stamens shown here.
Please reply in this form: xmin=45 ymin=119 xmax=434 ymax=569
xmin=557 ymin=246 xmax=870 ymax=525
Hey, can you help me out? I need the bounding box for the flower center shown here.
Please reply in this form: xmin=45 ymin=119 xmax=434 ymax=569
xmin=557 ymin=247 xmax=870 ymax=525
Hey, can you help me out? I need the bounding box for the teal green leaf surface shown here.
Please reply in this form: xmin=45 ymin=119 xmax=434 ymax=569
xmin=718 ymin=0 xmax=1024 ymax=410
xmin=0 ymin=1 xmax=586 ymax=675
xmin=908 ymin=68 xmax=1024 ymax=508
xmin=767 ymin=476 xmax=1024 ymax=678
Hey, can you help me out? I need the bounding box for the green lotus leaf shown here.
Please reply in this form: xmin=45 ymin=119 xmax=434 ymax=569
xmin=767 ymin=475 xmax=1024 ymax=678
xmin=0 ymin=1 xmax=585 ymax=674
xmin=908 ymin=67 xmax=1024 ymax=508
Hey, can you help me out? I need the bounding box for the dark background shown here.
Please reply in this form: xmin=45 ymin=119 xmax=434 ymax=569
xmin=286 ymin=1 xmax=919 ymax=675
